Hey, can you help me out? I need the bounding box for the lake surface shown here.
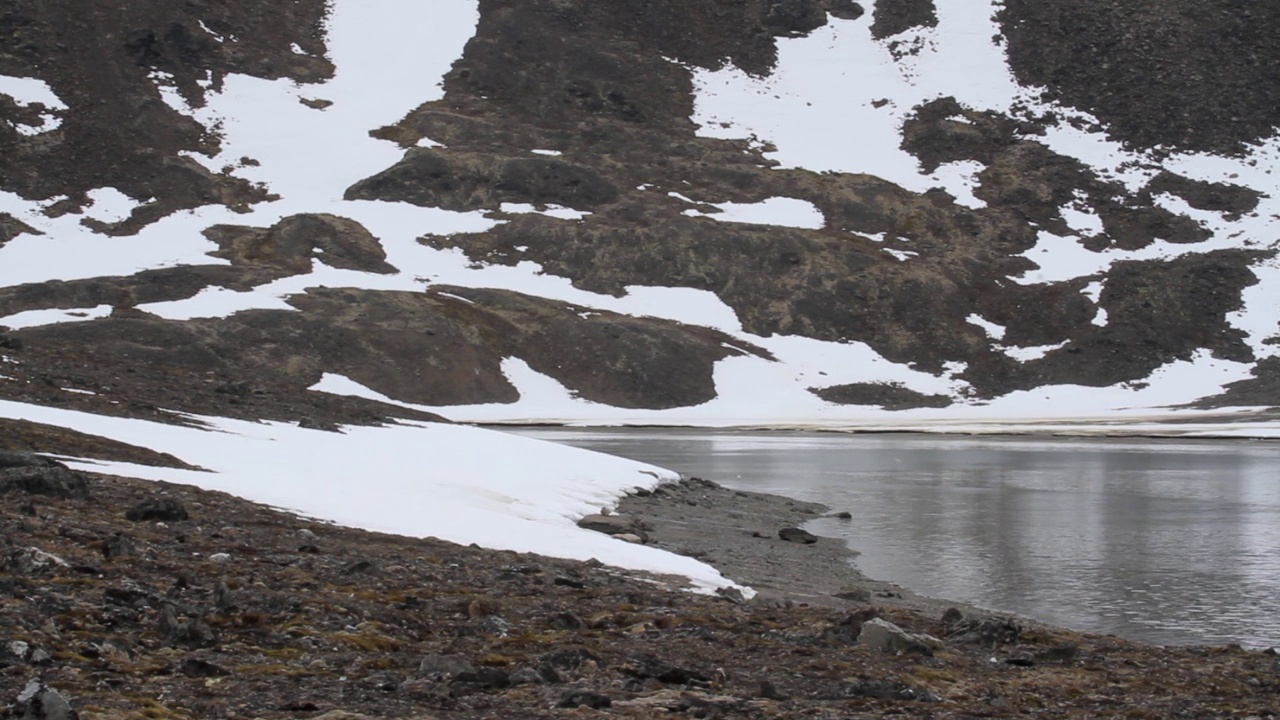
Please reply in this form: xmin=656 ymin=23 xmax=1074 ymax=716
xmin=505 ymin=428 xmax=1280 ymax=648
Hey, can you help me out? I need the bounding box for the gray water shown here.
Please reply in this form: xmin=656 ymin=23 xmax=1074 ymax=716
xmin=506 ymin=428 xmax=1280 ymax=648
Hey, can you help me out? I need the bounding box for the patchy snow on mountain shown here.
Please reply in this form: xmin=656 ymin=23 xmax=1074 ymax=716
xmin=2 ymin=0 xmax=1280 ymax=593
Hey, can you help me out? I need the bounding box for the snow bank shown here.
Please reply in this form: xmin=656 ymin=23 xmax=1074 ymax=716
xmin=0 ymin=398 xmax=743 ymax=593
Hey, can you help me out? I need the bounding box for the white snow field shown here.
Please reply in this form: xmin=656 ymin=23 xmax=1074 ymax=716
xmin=2 ymin=1 xmax=1280 ymax=586
xmin=0 ymin=398 xmax=743 ymax=593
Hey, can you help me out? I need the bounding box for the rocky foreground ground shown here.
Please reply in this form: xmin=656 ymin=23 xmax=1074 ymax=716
xmin=3 ymin=451 xmax=1279 ymax=720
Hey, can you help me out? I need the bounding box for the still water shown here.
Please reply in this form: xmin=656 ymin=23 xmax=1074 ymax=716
xmin=506 ymin=428 xmax=1280 ymax=648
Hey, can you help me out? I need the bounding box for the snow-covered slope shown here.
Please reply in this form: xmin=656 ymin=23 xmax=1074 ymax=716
xmin=1 ymin=0 xmax=1278 ymax=580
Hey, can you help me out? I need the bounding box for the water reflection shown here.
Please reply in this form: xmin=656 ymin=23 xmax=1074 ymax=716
xmin=506 ymin=428 xmax=1280 ymax=647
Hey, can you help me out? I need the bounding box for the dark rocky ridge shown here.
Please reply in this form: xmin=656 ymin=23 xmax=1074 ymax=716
xmin=811 ymin=382 xmax=952 ymax=410
xmin=998 ymin=0 xmax=1280 ymax=156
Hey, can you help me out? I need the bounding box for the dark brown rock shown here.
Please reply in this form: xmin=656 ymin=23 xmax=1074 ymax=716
xmin=811 ymin=382 xmax=952 ymax=410
xmin=205 ymin=213 xmax=397 ymax=276
xmin=0 ymin=213 xmax=39 ymax=247
xmin=125 ymin=498 xmax=189 ymax=522
xmin=870 ymin=0 xmax=937 ymax=39
xmin=0 ymin=453 xmax=90 ymax=498
xmin=11 ymin=679 xmax=80 ymax=720
xmin=778 ymin=527 xmax=818 ymax=544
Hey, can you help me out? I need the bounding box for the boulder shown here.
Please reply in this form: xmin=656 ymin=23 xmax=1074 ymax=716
xmin=858 ymin=617 xmax=943 ymax=655
xmin=7 ymin=547 xmax=70 ymax=575
xmin=101 ymin=533 xmax=136 ymax=559
xmin=125 ymin=498 xmax=189 ymax=522
xmin=778 ymin=527 xmax=818 ymax=544
xmin=418 ymin=653 xmax=474 ymax=679
xmin=558 ymin=691 xmax=612 ymax=709
xmin=11 ymin=679 xmax=80 ymax=720
xmin=0 ymin=453 xmax=90 ymax=499
xmin=576 ymin=513 xmax=648 ymax=541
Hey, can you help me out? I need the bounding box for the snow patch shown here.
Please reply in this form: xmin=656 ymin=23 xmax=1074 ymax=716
xmin=0 ymin=74 xmax=68 ymax=133
xmin=0 ymin=305 xmax=114 ymax=330
xmin=683 ymin=197 xmax=825 ymax=229
xmin=83 ymin=188 xmax=141 ymax=224
xmin=966 ymin=314 xmax=1005 ymax=341
xmin=498 ymin=202 xmax=590 ymax=220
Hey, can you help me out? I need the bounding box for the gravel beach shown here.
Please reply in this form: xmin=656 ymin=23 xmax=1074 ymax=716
xmin=5 ymin=455 xmax=1280 ymax=719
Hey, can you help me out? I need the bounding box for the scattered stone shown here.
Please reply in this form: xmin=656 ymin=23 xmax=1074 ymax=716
xmin=613 ymin=532 xmax=644 ymax=543
xmin=0 ymin=453 xmax=90 ymax=499
xmin=1035 ymin=641 xmax=1080 ymax=663
xmin=478 ymin=616 xmax=511 ymax=637
xmin=834 ymin=587 xmax=871 ymax=602
xmin=208 ymin=552 xmax=232 ymax=563
xmin=419 ymin=653 xmax=474 ymax=678
xmin=465 ymin=597 xmax=502 ymax=618
xmin=858 ymin=617 xmax=942 ymax=655
xmin=297 ymin=417 xmax=342 ymax=432
xmin=125 ymin=498 xmax=189 ymax=522
xmin=1005 ymin=652 xmax=1036 ymax=667
xmin=6 ymin=640 xmax=31 ymax=662
xmin=29 ymin=648 xmax=52 ymax=665
xmin=213 ymin=580 xmax=235 ymax=612
xmin=760 ymin=680 xmax=790 ymax=700
xmin=101 ymin=533 xmax=136 ymax=559
xmin=747 ymin=589 xmax=794 ymax=609
xmin=946 ymin=615 xmax=1022 ymax=646
xmin=576 ymin=513 xmax=649 ymax=541
xmin=168 ymin=616 xmax=217 ymax=649
xmin=7 ymin=547 xmax=70 ymax=575
xmin=177 ymin=656 xmax=229 ymax=677
xmin=941 ymin=606 xmax=964 ymax=626
xmin=509 ymin=667 xmax=542 ymax=685
xmin=550 ymin=612 xmax=584 ymax=630
xmin=622 ymin=654 xmax=709 ymax=685
xmin=342 ymin=560 xmax=374 ymax=574
xmin=831 ymin=510 xmax=853 ymax=519
xmin=454 ymin=667 xmax=512 ymax=690
xmin=777 ymin=527 xmax=818 ymax=544
xmin=540 ymin=648 xmax=599 ymax=676
xmin=11 ymin=678 xmax=80 ymax=720
xmin=553 ymin=576 xmax=586 ymax=589
xmin=834 ymin=678 xmax=940 ymax=703
xmin=558 ymin=690 xmax=612 ymax=709
xmin=716 ymin=586 xmax=747 ymax=604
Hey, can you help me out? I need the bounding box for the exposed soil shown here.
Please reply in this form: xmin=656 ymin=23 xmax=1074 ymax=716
xmin=4 ymin=454 xmax=1279 ymax=719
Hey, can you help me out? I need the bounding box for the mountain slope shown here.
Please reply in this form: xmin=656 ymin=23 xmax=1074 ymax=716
xmin=0 ymin=0 xmax=1279 ymax=592
xmin=2 ymin=0 xmax=1278 ymax=432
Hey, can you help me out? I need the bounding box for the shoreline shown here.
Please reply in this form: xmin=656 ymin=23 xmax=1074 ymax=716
xmin=473 ymin=410 xmax=1280 ymax=441
xmin=619 ymin=475 xmax=1035 ymax=628
xmin=6 ymin=457 xmax=1280 ymax=717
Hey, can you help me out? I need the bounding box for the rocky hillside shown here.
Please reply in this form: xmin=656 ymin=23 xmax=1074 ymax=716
xmin=0 ymin=0 xmax=1276 ymax=430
